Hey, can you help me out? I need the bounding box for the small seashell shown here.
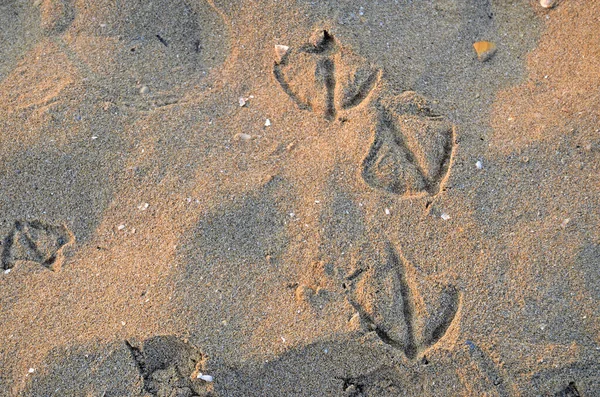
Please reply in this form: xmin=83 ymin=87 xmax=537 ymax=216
xmin=239 ymin=97 xmax=247 ymax=107
xmin=274 ymin=45 xmax=290 ymax=63
xmin=197 ymin=373 xmax=213 ymax=382
xmin=540 ymin=0 xmax=557 ymax=8
xmin=384 ymin=208 xmax=390 ymax=215
xmin=139 ymin=85 xmax=149 ymax=95
xmin=265 ymin=119 xmax=271 ymax=127
xmin=441 ymin=213 xmax=450 ymax=220
xmin=473 ymin=41 xmax=497 ymax=62
xmin=476 ymin=160 xmax=483 ymax=169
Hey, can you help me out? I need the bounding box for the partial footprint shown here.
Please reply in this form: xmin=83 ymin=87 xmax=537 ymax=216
xmin=342 ymin=242 xmax=460 ymax=360
xmin=1 ymin=220 xmax=74 ymax=271
xmin=39 ymin=0 xmax=74 ymax=35
xmin=274 ymin=30 xmax=381 ymax=120
xmin=341 ymin=366 xmax=403 ymax=397
xmin=555 ymin=382 xmax=581 ymax=397
xmin=0 ymin=1 xmax=42 ymax=80
xmin=362 ymin=91 xmax=455 ymax=198
xmin=126 ymin=336 xmax=213 ymax=397
xmin=61 ymin=0 xmax=229 ymax=95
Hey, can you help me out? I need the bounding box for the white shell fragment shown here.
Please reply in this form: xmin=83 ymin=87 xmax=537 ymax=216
xmin=28 ymin=368 xmax=35 ymax=374
xmin=384 ymin=208 xmax=390 ymax=215
xmin=238 ymin=95 xmax=253 ymax=107
xmin=265 ymin=119 xmax=271 ymax=127
xmin=234 ymin=133 xmax=252 ymax=141
xmin=274 ymin=45 xmax=290 ymax=63
xmin=139 ymin=85 xmax=149 ymax=95
xmin=197 ymin=373 xmax=214 ymax=382
xmin=138 ymin=202 xmax=149 ymax=211
xmin=441 ymin=213 xmax=451 ymax=220
xmin=476 ymin=160 xmax=483 ymax=169
xmin=540 ymin=0 xmax=557 ymax=8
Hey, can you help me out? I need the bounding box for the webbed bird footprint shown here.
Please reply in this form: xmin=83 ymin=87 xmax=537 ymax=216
xmin=1 ymin=220 xmax=74 ymax=271
xmin=344 ymin=243 xmax=460 ymax=360
xmin=362 ymin=91 xmax=456 ymax=198
xmin=274 ymin=30 xmax=381 ymax=120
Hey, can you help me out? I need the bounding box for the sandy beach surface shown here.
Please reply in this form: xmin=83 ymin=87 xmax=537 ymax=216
xmin=0 ymin=0 xmax=598 ymax=395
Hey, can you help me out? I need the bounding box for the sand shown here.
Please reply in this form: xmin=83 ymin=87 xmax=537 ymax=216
xmin=0 ymin=0 xmax=598 ymax=396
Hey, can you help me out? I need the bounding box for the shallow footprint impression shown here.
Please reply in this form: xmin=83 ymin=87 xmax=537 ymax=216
xmin=1 ymin=220 xmax=73 ymax=272
xmin=126 ymin=336 xmax=214 ymax=397
xmin=61 ymin=0 xmax=229 ymax=95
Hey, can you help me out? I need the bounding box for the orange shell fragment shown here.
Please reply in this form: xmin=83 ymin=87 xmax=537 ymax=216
xmin=473 ymin=41 xmax=497 ymax=62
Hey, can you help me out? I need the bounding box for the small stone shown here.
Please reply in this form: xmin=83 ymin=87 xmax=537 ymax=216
xmin=139 ymin=86 xmax=149 ymax=95
xmin=117 ymin=224 xmax=126 ymax=230
xmin=476 ymin=160 xmax=483 ymax=169
xmin=265 ymin=119 xmax=271 ymax=127
xmin=234 ymin=133 xmax=252 ymax=141
xmin=441 ymin=213 xmax=451 ymax=220
xmin=384 ymin=208 xmax=390 ymax=215
xmin=561 ymin=218 xmax=570 ymax=228
xmin=28 ymin=368 xmax=35 ymax=374
xmin=138 ymin=202 xmax=149 ymax=211
xmin=540 ymin=0 xmax=557 ymax=8
xmin=274 ymin=45 xmax=290 ymax=63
